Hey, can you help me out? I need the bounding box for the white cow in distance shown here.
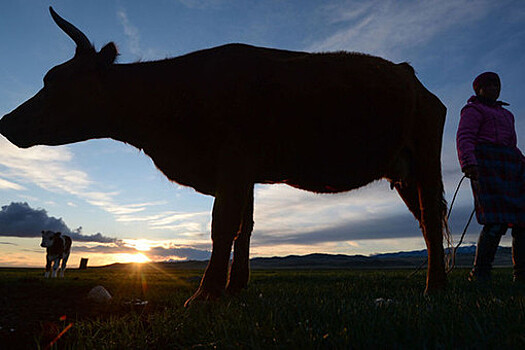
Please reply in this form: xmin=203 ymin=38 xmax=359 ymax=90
xmin=40 ymin=230 xmax=72 ymax=278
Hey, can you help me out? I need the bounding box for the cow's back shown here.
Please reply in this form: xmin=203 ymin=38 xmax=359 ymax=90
xmin=140 ymin=44 xmax=421 ymax=194
xmin=63 ymin=235 xmax=72 ymax=254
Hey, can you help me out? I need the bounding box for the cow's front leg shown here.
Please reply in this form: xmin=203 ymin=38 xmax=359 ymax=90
xmin=185 ymin=180 xmax=250 ymax=307
xmin=226 ymin=186 xmax=254 ymax=295
xmin=44 ymin=259 xmax=52 ymax=278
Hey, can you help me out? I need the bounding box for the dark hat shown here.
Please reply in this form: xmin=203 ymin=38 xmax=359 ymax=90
xmin=473 ymin=72 xmax=500 ymax=95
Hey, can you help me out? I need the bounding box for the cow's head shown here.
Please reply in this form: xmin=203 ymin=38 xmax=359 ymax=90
xmin=0 ymin=7 xmax=118 ymax=148
xmin=41 ymin=230 xmax=61 ymax=248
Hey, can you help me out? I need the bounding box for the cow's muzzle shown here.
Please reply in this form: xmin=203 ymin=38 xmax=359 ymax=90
xmin=0 ymin=113 xmax=36 ymax=148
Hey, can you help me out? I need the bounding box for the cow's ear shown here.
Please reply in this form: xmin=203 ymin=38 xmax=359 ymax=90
xmin=41 ymin=230 xmax=45 ymax=234
xmin=97 ymin=42 xmax=118 ymax=68
xmin=55 ymin=232 xmax=62 ymax=237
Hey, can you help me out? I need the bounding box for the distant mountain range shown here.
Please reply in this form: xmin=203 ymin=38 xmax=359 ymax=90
xmin=147 ymin=245 xmax=512 ymax=270
xmin=100 ymin=245 xmax=513 ymax=270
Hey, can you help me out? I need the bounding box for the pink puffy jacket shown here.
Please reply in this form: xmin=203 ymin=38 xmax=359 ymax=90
xmin=457 ymin=96 xmax=525 ymax=170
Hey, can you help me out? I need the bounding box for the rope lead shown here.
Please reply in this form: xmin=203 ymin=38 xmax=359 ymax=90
xmin=408 ymin=175 xmax=475 ymax=278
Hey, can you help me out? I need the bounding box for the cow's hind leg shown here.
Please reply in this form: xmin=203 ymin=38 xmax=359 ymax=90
xmin=185 ymin=179 xmax=252 ymax=307
xmin=417 ymin=163 xmax=448 ymax=293
xmin=411 ymin=85 xmax=449 ymax=293
xmin=395 ymin=183 xmax=421 ymax=223
xmin=60 ymin=251 xmax=70 ymax=278
xmin=226 ymin=186 xmax=254 ymax=295
xmin=51 ymin=258 xmax=60 ymax=278
xmin=396 ymin=180 xmax=448 ymax=292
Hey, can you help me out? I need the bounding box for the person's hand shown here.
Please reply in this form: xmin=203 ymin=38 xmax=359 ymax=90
xmin=463 ymin=165 xmax=479 ymax=181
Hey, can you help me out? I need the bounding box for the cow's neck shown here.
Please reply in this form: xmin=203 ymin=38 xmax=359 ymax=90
xmin=103 ymin=61 xmax=186 ymax=151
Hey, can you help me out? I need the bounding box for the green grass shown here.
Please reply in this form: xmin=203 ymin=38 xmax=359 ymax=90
xmin=2 ymin=266 xmax=525 ymax=349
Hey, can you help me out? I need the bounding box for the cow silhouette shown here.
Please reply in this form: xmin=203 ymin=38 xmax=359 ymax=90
xmin=41 ymin=230 xmax=72 ymax=278
xmin=0 ymin=7 xmax=449 ymax=306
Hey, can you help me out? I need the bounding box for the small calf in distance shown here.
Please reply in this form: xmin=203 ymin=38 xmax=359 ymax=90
xmin=40 ymin=230 xmax=72 ymax=278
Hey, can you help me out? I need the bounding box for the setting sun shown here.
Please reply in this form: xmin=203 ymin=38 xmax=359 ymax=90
xmin=123 ymin=239 xmax=152 ymax=252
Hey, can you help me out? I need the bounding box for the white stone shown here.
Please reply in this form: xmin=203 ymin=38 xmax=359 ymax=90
xmin=87 ymin=285 xmax=112 ymax=303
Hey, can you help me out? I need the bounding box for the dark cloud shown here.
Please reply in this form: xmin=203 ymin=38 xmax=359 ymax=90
xmin=71 ymin=231 xmax=117 ymax=243
xmin=253 ymin=211 xmax=419 ymax=246
xmin=446 ymin=205 xmax=482 ymax=234
xmin=0 ymin=202 xmax=117 ymax=243
xmin=252 ymin=205 xmax=483 ymax=246
xmin=73 ymin=243 xmax=135 ymax=254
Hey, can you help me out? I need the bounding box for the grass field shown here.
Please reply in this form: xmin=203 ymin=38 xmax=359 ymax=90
xmin=1 ymin=265 xmax=525 ymax=349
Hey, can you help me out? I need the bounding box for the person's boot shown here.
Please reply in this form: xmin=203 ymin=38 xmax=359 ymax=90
xmin=469 ymin=225 xmax=504 ymax=284
xmin=512 ymin=227 xmax=525 ymax=283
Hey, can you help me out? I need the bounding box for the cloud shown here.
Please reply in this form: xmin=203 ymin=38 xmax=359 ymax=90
xmin=0 ymin=137 xmax=90 ymax=195
xmin=148 ymin=211 xmax=209 ymax=226
xmin=73 ymin=231 xmax=117 ymax=243
xmin=116 ymin=8 xmax=159 ymax=60
xmin=72 ymin=242 xmax=134 ymax=254
xmin=309 ymin=0 xmax=492 ymax=58
xmin=0 ymin=137 xmax=169 ymax=226
xmin=253 ymin=210 xmax=420 ymax=246
xmin=248 ymin=182 xmax=482 ymax=249
xmin=117 ymin=9 xmax=141 ymax=58
xmin=115 ymin=209 xmax=210 ymax=235
xmin=0 ymin=178 xmax=25 ymax=190
xmin=147 ymin=245 xmax=211 ymax=261
xmin=73 ymin=241 xmax=211 ymax=261
xmin=0 ymin=202 xmax=117 ymax=243
xmin=252 ymin=182 xmax=402 ymax=238
xmin=250 ymin=202 xmax=482 ymax=250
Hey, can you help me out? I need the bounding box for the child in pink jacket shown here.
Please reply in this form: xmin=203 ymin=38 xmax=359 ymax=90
xmin=457 ymin=72 xmax=525 ymax=283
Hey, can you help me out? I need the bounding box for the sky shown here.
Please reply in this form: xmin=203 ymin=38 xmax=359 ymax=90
xmin=0 ymin=0 xmax=524 ymax=267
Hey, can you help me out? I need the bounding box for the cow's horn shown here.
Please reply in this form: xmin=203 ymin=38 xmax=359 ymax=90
xmin=49 ymin=7 xmax=92 ymax=53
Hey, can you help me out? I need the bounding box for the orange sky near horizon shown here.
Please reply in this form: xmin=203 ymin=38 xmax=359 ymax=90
xmin=0 ymin=235 xmax=436 ymax=268
xmin=0 ymin=237 xmax=153 ymax=268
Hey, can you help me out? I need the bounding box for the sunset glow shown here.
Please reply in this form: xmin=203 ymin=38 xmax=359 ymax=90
xmin=124 ymin=239 xmax=152 ymax=251
xmin=114 ymin=253 xmax=151 ymax=264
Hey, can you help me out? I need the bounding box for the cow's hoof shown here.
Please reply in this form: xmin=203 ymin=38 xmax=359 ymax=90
xmin=424 ymin=283 xmax=447 ymax=296
xmin=225 ymin=283 xmax=247 ymax=296
xmin=184 ymin=287 xmax=221 ymax=308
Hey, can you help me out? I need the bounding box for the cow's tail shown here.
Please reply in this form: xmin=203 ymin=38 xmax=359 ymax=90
xmin=429 ymin=88 xmax=454 ymax=272
xmin=412 ymin=71 xmax=453 ymax=275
